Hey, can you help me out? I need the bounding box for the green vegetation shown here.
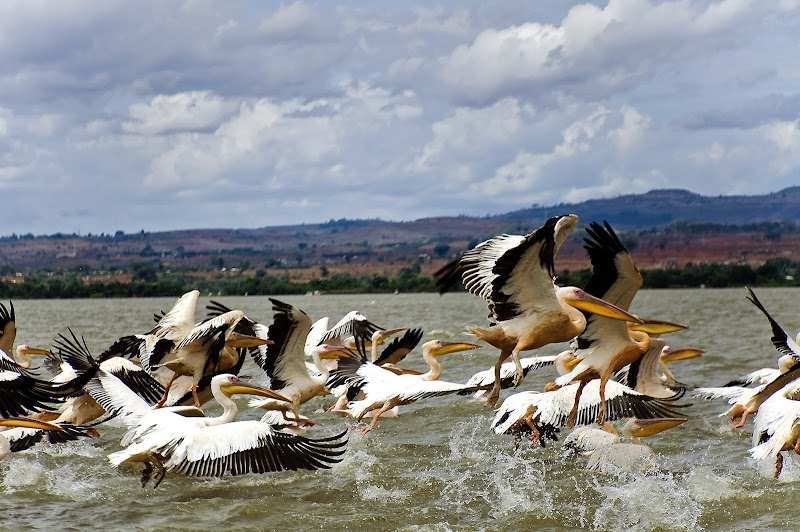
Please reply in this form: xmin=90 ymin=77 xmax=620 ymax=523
xmin=0 ymin=257 xmax=797 ymax=299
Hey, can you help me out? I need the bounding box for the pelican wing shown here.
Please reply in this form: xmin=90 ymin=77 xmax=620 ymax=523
xmin=319 ymin=311 xmax=383 ymax=354
xmin=99 ymin=357 xmax=166 ymax=405
xmin=253 ymin=299 xmax=313 ymax=391
xmin=150 ymin=290 xmax=200 ymax=340
xmin=84 ymin=369 xmax=154 ymax=424
xmin=465 ymin=355 xmax=557 ymax=391
xmin=750 ymin=393 xmax=800 ymax=459
xmin=396 ymin=377 xmax=483 ymax=402
xmin=746 ymin=287 xmax=800 ymax=360
xmin=582 ymin=221 xmax=642 ymax=309
xmin=723 ymin=368 xmax=782 ymax=387
xmin=460 ymin=215 xmax=577 ymax=322
xmin=374 ymin=328 xmax=424 ymax=366
xmin=165 ymin=423 xmax=348 ymax=477
xmin=0 ymin=301 xmax=17 ymax=356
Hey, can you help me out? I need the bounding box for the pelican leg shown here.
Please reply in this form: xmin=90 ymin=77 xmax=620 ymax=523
xmin=191 ymin=384 xmax=201 ymax=408
xmin=151 ymin=456 xmax=167 ymax=488
xmin=597 ymin=379 xmax=608 ymax=426
xmin=155 ymin=373 xmax=179 ymax=408
xmin=775 ymin=453 xmax=784 ymax=479
xmin=733 ymin=411 xmax=750 ymax=429
xmin=327 ymin=396 xmax=348 ymax=412
xmin=487 ymin=349 xmax=512 ymax=407
xmin=524 ymin=413 xmax=540 ymax=447
xmin=566 ymin=380 xmax=588 ymax=428
xmin=361 ymin=404 xmax=392 ymax=436
xmin=511 ymin=349 xmax=524 ymax=388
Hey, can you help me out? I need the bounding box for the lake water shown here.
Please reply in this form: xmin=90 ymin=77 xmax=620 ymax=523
xmin=2 ymin=288 xmax=799 ymax=531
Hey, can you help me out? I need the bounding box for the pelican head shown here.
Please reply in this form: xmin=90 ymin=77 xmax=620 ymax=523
xmin=559 ymin=288 xmax=643 ymax=324
xmin=213 ymin=374 xmax=290 ymax=402
xmin=13 ymin=345 xmax=53 ymax=369
xmin=423 ymin=339 xmax=481 ymax=357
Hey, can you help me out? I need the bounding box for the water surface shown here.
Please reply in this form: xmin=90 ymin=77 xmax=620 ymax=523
xmin=2 ymin=289 xmax=799 ymax=531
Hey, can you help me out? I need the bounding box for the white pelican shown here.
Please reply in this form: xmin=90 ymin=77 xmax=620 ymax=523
xmin=437 ymin=215 xmax=643 ymax=406
xmin=491 ymin=379 xmax=686 ymax=447
xmin=749 ymin=379 xmax=800 ymax=478
xmin=330 ymin=339 xmax=484 ymax=434
xmin=695 ymin=287 xmax=800 ymax=428
xmin=564 ymin=418 xmax=686 ymax=474
xmin=554 ymin=222 xmax=685 ymax=426
xmin=463 ymin=350 xmax=575 ymax=400
xmin=247 ymin=298 xmax=344 ymax=425
xmin=33 ymin=331 xmax=167 ymax=425
xmin=146 ymin=306 xmax=271 ymax=407
xmin=0 ymin=417 xmax=67 ymax=460
xmin=87 ymin=371 xmax=346 ymax=487
xmin=613 ymin=337 xmax=702 ymax=399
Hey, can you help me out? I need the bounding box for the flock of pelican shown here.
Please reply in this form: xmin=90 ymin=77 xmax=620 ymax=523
xmin=0 ymin=214 xmax=798 ymax=485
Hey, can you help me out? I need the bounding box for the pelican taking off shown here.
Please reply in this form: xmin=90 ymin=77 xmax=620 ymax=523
xmin=437 ymin=215 xmax=642 ymax=406
xmin=87 ymin=370 xmax=347 ymax=487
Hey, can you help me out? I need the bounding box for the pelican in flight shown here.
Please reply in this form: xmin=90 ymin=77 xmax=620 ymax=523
xmin=136 ymin=291 xmax=272 ymax=407
xmin=463 ymin=350 xmax=575 ymax=400
xmin=87 ymin=370 xmax=346 ymax=487
xmin=553 ymin=222 xmax=685 ymax=426
xmin=563 ymin=417 xmax=687 ymax=474
xmin=0 ymin=417 xmax=69 ymax=460
xmin=436 ymin=215 xmax=643 ymax=406
xmin=329 ymin=339 xmax=484 ymax=434
xmin=749 ymin=379 xmax=800 ymax=478
xmin=247 ymin=298 xmax=344 ymax=425
xmin=697 ymin=287 xmax=800 ymax=428
xmin=491 ymin=379 xmax=686 ymax=447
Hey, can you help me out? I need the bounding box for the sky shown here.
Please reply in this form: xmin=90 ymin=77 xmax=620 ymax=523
xmin=2 ymin=0 xmax=800 ymax=236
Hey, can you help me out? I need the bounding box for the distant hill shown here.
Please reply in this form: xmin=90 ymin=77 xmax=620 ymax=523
xmin=496 ymin=187 xmax=800 ymax=227
xmin=1 ymin=187 xmax=799 ymax=273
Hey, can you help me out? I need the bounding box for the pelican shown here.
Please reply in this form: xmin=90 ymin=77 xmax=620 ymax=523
xmin=437 ymin=215 xmax=643 ymax=406
xmin=316 ymin=310 xmax=385 ymax=356
xmin=87 ymin=370 xmax=346 ymax=487
xmin=463 ymin=350 xmax=575 ymax=400
xmin=749 ymin=379 xmax=800 ymax=478
xmin=564 ymin=417 xmax=687 ymax=474
xmin=491 ymin=379 xmax=686 ymax=447
xmin=330 ymin=339 xmax=484 ymax=434
xmin=553 ymin=222 xmax=685 ymax=426
xmin=613 ymin=337 xmax=702 ymax=399
xmin=0 ymin=417 xmax=66 ymax=460
xmin=247 ymin=298 xmax=344 ymax=425
xmin=0 ymin=301 xmax=53 ymax=369
xmin=147 ymin=306 xmax=271 ymax=407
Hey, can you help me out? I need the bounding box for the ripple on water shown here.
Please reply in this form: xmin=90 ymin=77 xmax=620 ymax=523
xmin=591 ymin=473 xmax=702 ymax=531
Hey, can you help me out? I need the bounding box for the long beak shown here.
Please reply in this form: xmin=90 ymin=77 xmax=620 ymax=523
xmin=564 ymin=289 xmax=643 ymax=324
xmin=18 ymin=346 xmax=54 ymax=357
xmin=629 ymin=417 xmax=687 ymax=438
xmin=628 ymin=319 xmax=688 ymax=334
xmin=564 ymin=356 xmax=582 ymax=370
xmin=227 ymin=331 xmax=274 ymax=349
xmin=661 ymin=347 xmax=704 ymax=362
xmin=431 ymin=341 xmax=482 ymax=356
xmin=0 ymin=417 xmax=64 ymax=431
xmin=373 ymin=327 xmax=408 ymax=344
xmin=317 ymin=344 xmax=357 ymax=360
xmin=219 ymin=380 xmax=290 ymax=403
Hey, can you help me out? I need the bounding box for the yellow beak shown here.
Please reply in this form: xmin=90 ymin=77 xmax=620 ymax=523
xmin=0 ymin=417 xmax=64 ymax=431
xmin=219 ymin=381 xmax=290 ymax=403
xmin=564 ymin=289 xmax=643 ymax=324
xmin=226 ymin=331 xmax=274 ymax=349
xmin=629 ymin=417 xmax=687 ymax=438
xmin=628 ymin=319 xmax=688 ymax=334
xmin=661 ymin=347 xmax=705 ymax=362
xmin=430 ymin=341 xmax=482 ymax=356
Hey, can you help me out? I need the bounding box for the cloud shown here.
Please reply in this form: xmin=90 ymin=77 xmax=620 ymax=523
xmin=122 ymin=91 xmax=237 ymax=135
xmin=439 ymin=0 xmax=755 ymax=104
